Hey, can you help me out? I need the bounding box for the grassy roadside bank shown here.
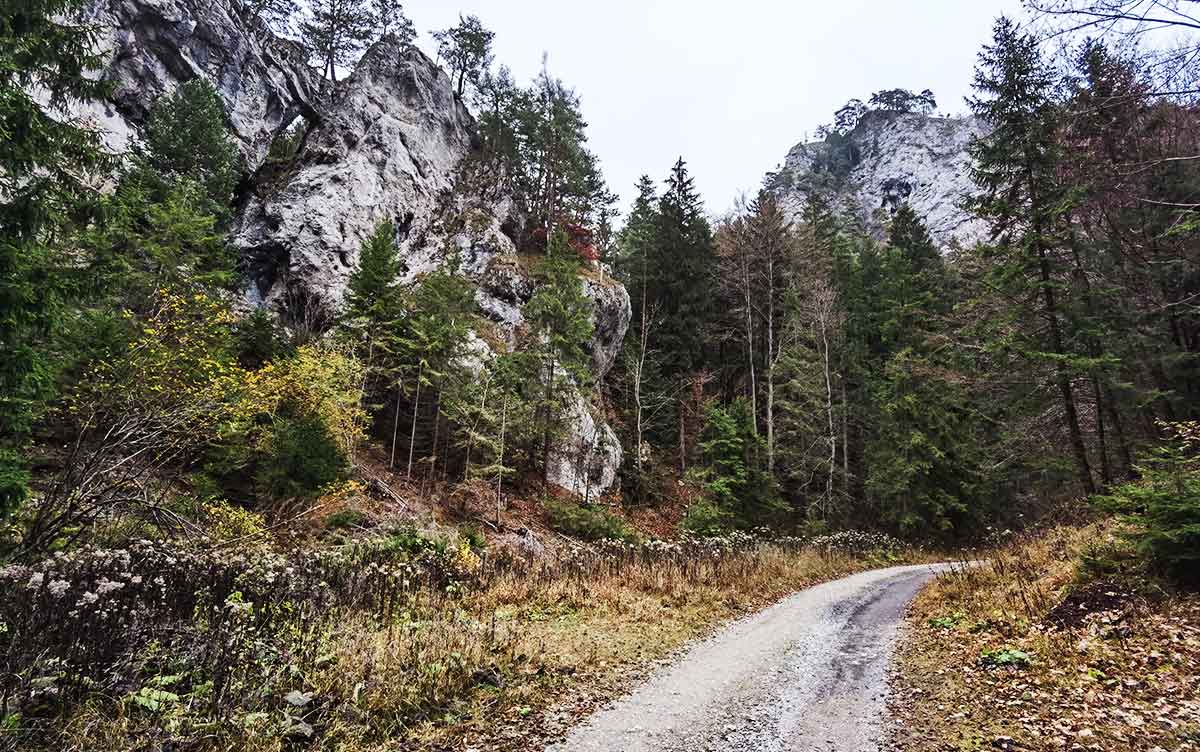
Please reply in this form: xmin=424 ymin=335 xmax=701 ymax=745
xmin=886 ymin=524 xmax=1200 ymax=752
xmin=2 ymin=530 xmax=916 ymax=751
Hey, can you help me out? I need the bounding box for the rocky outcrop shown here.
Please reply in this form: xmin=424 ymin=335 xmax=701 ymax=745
xmin=225 ymin=37 xmax=629 ymax=499
xmin=231 ymin=38 xmax=474 ymax=308
xmin=77 ymin=0 xmax=323 ymax=165
xmin=69 ymin=0 xmax=632 ymax=499
xmin=770 ymin=111 xmax=989 ymax=248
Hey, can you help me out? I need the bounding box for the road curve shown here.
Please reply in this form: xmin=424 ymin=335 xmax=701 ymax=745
xmin=546 ymin=563 xmax=950 ymax=752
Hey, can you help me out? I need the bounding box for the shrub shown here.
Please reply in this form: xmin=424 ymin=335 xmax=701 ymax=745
xmin=325 ymin=509 xmax=367 ymax=530
xmin=682 ymin=496 xmax=732 ymax=537
xmin=693 ymin=398 xmax=785 ymax=532
xmin=255 ymin=407 xmax=348 ymax=501
xmin=544 ymin=498 xmax=638 ymax=543
xmin=1094 ymin=422 xmax=1200 ymax=584
xmin=233 ymin=308 xmax=293 ymax=369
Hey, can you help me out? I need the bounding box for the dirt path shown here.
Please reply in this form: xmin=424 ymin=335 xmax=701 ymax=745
xmin=545 ymin=563 xmax=950 ymax=752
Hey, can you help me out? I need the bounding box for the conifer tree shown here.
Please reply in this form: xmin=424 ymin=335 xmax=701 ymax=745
xmin=302 ymin=0 xmax=374 ymax=81
xmin=1 ymin=0 xmax=113 ymax=517
xmin=522 ymin=230 xmax=595 ymax=482
xmin=139 ymin=80 xmax=240 ymax=219
xmin=651 ymin=158 xmax=717 ymax=374
xmin=236 ymin=0 xmax=298 ymax=35
xmin=346 ymin=220 xmax=401 ymax=320
xmin=865 ymin=208 xmax=989 ymax=536
xmin=433 ymin=14 xmax=494 ymax=98
xmin=615 ymin=176 xmax=665 ymax=480
xmin=966 ymin=16 xmax=1096 ymax=494
xmin=371 ymin=0 xmax=415 ymax=46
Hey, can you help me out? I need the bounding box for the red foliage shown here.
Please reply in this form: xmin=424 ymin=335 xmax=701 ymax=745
xmin=531 ymin=222 xmax=601 ymax=262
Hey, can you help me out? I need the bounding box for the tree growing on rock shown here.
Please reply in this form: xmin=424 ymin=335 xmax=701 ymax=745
xmin=236 ymin=0 xmax=298 ymax=35
xmin=370 ymin=0 xmax=416 ymax=47
xmin=433 ymin=13 xmax=494 ymax=98
xmin=301 ymin=0 xmax=374 ymax=81
xmin=139 ymin=80 xmax=241 ymax=219
xmin=521 ymin=230 xmax=595 ymax=485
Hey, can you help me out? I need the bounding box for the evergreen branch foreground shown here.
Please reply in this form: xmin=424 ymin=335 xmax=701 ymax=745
xmin=0 ymin=530 xmax=920 ymax=750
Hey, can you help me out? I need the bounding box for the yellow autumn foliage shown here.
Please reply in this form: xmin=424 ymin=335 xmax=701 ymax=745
xmin=238 ymin=341 xmax=368 ymax=460
xmin=70 ymin=287 xmax=369 ymax=472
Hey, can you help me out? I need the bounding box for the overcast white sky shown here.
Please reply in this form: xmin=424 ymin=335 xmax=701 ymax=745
xmin=402 ymin=0 xmax=1024 ymax=216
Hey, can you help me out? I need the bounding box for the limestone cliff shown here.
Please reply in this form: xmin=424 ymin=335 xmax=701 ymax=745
xmin=71 ymin=0 xmax=630 ymax=499
xmin=769 ymin=111 xmax=988 ymax=248
xmin=76 ymin=0 xmax=323 ymax=164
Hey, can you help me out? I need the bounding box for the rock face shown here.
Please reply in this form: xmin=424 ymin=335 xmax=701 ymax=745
xmin=77 ymin=0 xmax=323 ymax=165
xmin=71 ymin=0 xmax=630 ymax=499
xmin=231 ymin=38 xmax=474 ymax=308
xmin=770 ymin=111 xmax=989 ymax=248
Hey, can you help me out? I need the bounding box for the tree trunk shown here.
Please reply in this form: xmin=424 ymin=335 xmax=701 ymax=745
xmin=765 ymin=255 xmax=775 ymax=473
xmin=407 ymin=363 xmax=422 ymax=478
xmin=390 ymin=378 xmax=402 ymax=468
xmin=541 ymin=356 xmax=554 ymax=487
xmin=497 ymin=396 xmax=507 ymax=526
xmin=821 ymin=318 xmax=836 ymax=517
xmin=743 ymin=251 xmax=758 ymax=436
xmin=841 ymin=379 xmax=849 ymax=496
xmin=1103 ymin=383 xmax=1134 ymax=478
xmin=1093 ymin=377 xmax=1112 ymax=487
xmin=1037 ymin=245 xmax=1095 ymax=494
xmin=678 ymin=400 xmax=687 ymax=475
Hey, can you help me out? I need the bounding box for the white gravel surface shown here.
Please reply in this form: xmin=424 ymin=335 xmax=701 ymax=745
xmin=546 ymin=563 xmax=951 ymax=752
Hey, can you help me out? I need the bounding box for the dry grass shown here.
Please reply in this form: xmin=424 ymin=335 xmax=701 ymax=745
xmin=406 ymin=545 xmax=869 ymax=750
xmin=31 ymin=540 xmax=898 ymax=752
xmin=887 ymin=524 xmax=1200 ymax=752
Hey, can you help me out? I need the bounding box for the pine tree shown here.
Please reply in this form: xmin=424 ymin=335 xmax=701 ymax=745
xmin=370 ymin=0 xmax=415 ymax=46
xmin=236 ymin=0 xmax=298 ymax=35
xmin=432 ymin=14 xmax=494 ymax=98
xmin=302 ymin=0 xmax=374 ymax=81
xmin=1 ymin=0 xmax=113 ymax=517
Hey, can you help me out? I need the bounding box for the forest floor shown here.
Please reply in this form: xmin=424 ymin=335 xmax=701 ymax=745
xmin=886 ymin=524 xmax=1200 ymax=752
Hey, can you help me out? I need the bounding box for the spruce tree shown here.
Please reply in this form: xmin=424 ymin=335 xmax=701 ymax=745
xmin=1 ymin=0 xmax=112 ymax=517
xmin=346 ymin=220 xmax=401 ymax=320
xmin=140 ymin=80 xmax=240 ymax=219
xmin=651 ymin=158 xmax=716 ymax=374
xmin=866 ymin=208 xmax=988 ymax=537
xmin=966 ymin=16 xmax=1096 ymax=494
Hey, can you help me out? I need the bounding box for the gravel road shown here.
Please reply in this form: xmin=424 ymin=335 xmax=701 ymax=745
xmin=546 ymin=563 xmax=950 ymax=752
